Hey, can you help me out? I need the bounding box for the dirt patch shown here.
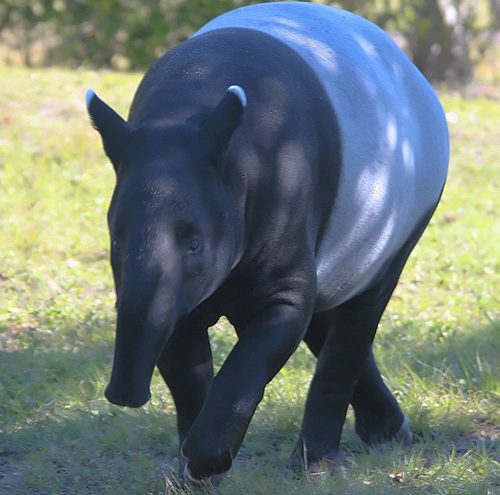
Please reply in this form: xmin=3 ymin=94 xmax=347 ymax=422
xmin=0 ymin=448 xmax=26 ymax=495
xmin=454 ymin=421 xmax=499 ymax=459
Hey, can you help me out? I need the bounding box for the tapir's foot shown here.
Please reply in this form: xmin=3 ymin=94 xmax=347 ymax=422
xmin=173 ymin=467 xmax=224 ymax=492
xmin=355 ymin=412 xmax=413 ymax=446
xmin=178 ymin=444 xmax=226 ymax=489
xmin=393 ymin=414 xmax=413 ymax=444
xmin=285 ymin=438 xmax=340 ymax=478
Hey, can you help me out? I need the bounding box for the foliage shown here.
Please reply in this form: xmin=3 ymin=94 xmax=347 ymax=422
xmin=0 ymin=66 xmax=499 ymax=494
xmin=330 ymin=0 xmax=500 ymax=84
xmin=0 ymin=0 xmax=251 ymax=69
xmin=0 ymin=0 xmax=498 ymax=84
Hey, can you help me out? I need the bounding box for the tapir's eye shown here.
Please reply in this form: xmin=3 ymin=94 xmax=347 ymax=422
xmin=187 ymin=237 xmax=203 ymax=255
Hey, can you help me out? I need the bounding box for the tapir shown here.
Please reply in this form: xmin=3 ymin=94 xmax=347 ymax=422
xmin=86 ymin=1 xmax=449 ymax=483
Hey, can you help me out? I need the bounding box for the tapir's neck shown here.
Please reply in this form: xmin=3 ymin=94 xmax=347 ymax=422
xmin=226 ymin=171 xmax=248 ymax=273
xmin=129 ymin=69 xmax=232 ymax=127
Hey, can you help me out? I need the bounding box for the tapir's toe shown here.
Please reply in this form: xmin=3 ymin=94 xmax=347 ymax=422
xmin=173 ymin=469 xmax=221 ymax=492
xmin=285 ymin=439 xmax=340 ymax=478
xmin=177 ymin=448 xmax=226 ymax=489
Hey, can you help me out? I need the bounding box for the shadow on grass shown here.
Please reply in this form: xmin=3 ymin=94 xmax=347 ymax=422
xmin=0 ymin=404 xmax=179 ymax=495
xmin=0 ymin=316 xmax=497 ymax=494
xmin=376 ymin=317 xmax=498 ymax=391
xmin=0 ymin=338 xmax=179 ymax=494
xmin=372 ymin=318 xmax=498 ymax=450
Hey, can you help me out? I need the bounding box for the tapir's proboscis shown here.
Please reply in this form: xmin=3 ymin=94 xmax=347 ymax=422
xmin=87 ymin=1 xmax=448 ymax=484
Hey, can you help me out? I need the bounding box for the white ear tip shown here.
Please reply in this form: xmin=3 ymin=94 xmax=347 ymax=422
xmin=85 ymin=89 xmax=96 ymax=107
xmin=227 ymin=85 xmax=247 ymax=108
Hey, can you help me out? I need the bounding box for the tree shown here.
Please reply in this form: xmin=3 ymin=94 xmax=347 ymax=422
xmin=0 ymin=0 xmax=497 ymax=85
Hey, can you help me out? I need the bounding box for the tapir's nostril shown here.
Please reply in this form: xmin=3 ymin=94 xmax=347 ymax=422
xmin=104 ymin=383 xmax=151 ymax=408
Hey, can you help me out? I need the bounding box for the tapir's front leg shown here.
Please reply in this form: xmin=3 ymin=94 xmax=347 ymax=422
xmin=157 ymin=321 xmax=214 ymax=445
xmin=181 ymin=297 xmax=314 ymax=481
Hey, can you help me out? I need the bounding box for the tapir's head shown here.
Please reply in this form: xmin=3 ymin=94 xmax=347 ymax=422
xmin=86 ymin=86 xmax=246 ymax=407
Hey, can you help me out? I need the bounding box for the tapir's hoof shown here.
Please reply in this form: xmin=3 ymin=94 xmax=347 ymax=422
xmin=393 ymin=414 xmax=413 ymax=445
xmin=173 ymin=470 xmax=224 ymax=492
xmin=285 ymin=440 xmax=339 ymax=479
xmin=177 ymin=448 xmax=225 ymax=490
xmin=356 ymin=414 xmax=413 ymax=447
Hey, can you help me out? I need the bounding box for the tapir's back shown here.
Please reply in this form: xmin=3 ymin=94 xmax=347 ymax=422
xmin=195 ymin=2 xmax=449 ymax=307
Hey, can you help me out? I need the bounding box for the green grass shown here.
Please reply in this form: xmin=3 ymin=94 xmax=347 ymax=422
xmin=0 ymin=66 xmax=498 ymax=494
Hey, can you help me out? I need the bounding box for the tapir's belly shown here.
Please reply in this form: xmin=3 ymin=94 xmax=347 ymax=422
xmin=196 ymin=2 xmax=449 ymax=308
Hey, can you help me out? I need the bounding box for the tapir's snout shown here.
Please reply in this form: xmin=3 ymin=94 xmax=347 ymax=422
xmin=105 ymin=267 xmax=177 ymax=409
xmin=104 ymin=344 xmax=156 ymax=408
xmin=104 ymin=313 xmax=170 ymax=409
xmin=104 ymin=381 xmax=152 ymax=408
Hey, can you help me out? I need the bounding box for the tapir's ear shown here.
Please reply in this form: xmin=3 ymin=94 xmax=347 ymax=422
xmin=201 ymin=85 xmax=246 ymax=165
xmin=86 ymin=89 xmax=130 ymax=171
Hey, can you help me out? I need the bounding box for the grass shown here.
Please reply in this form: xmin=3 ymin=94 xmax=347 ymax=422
xmin=0 ymin=66 xmax=499 ymax=494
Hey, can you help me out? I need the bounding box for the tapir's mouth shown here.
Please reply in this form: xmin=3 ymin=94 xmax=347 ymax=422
xmin=104 ymin=382 xmax=152 ymax=408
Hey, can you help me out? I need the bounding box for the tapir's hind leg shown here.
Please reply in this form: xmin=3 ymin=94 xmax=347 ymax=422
xmin=349 ymin=206 xmax=442 ymax=447
xmin=303 ymin=324 xmax=410 ymax=448
xmin=350 ymin=349 xmax=412 ymax=445
xmin=302 ymin=312 xmax=329 ymax=357
xmin=290 ymin=210 xmax=436 ymax=473
xmin=289 ymin=285 xmax=398 ymax=473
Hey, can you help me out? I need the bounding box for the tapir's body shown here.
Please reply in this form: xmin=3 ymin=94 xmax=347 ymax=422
xmin=87 ymin=1 xmax=448 ymax=483
xmin=194 ymin=4 xmax=448 ymax=307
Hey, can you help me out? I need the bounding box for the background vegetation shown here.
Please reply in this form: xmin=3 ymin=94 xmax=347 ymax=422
xmin=0 ymin=0 xmax=498 ymax=494
xmin=0 ymin=0 xmax=499 ymax=85
xmin=0 ymin=69 xmax=498 ymax=495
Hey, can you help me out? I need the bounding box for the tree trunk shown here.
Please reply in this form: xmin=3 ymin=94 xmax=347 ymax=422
xmin=409 ymin=0 xmax=473 ymax=84
xmin=490 ymin=0 xmax=500 ymax=29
